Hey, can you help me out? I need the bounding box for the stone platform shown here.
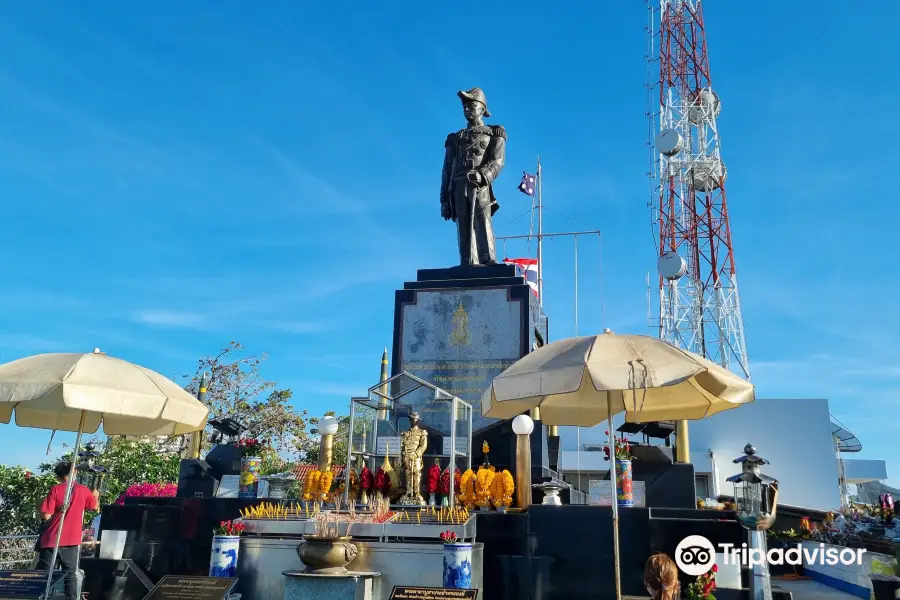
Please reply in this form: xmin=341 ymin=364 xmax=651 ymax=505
xmin=282 ymin=571 xmax=381 ymax=600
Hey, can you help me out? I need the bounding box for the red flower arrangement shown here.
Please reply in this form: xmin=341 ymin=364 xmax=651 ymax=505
xmin=439 ymin=530 xmax=458 ymax=544
xmin=214 ymin=520 xmax=246 ymax=537
xmin=427 ymin=463 xmax=441 ymax=494
xmin=686 ymin=564 xmax=717 ymax=600
xmin=235 ymin=438 xmax=265 ymax=457
xmin=439 ymin=468 xmax=462 ymax=495
xmin=375 ymin=467 xmax=391 ymax=493
xmin=360 ymin=467 xmax=374 ymax=491
xmin=602 ymin=431 xmax=634 ymax=461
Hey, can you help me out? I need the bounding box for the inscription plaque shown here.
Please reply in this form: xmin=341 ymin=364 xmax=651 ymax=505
xmin=142 ymin=576 xmax=236 ymax=600
xmin=389 ymin=586 xmax=478 ymax=600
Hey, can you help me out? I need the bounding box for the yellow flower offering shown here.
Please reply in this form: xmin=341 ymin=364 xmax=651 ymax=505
xmin=482 ymin=441 xmax=490 ymax=454
xmin=475 ymin=467 xmax=495 ymax=508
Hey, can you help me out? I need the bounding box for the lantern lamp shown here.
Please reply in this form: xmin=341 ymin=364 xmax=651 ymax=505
xmin=727 ymin=443 xmax=780 ymax=600
xmin=76 ymin=442 xmax=108 ymax=493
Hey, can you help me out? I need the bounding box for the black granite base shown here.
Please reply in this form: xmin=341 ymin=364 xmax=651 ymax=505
xmin=477 ymin=505 xmax=749 ymax=600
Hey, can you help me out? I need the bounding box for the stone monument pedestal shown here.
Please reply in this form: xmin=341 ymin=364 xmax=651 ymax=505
xmin=392 ymin=263 xmax=549 ymax=486
xmin=282 ymin=571 xmax=381 ymax=600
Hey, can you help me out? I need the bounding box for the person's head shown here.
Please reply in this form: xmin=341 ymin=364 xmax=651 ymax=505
xmin=644 ymin=553 xmax=679 ymax=600
xmin=53 ymin=462 xmax=72 ymax=482
xmin=457 ymin=88 xmax=490 ymax=125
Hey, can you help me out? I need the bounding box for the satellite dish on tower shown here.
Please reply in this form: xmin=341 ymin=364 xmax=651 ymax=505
xmin=655 ymin=129 xmax=683 ymax=156
xmin=657 ymin=251 xmax=687 ymax=281
xmin=688 ymin=87 xmax=722 ymax=124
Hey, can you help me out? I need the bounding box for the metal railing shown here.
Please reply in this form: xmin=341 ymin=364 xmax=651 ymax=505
xmin=0 ymin=535 xmax=37 ymax=569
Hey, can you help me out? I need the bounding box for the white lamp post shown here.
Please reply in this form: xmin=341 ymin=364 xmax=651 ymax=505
xmin=512 ymin=414 xmax=534 ymax=509
xmin=318 ymin=416 xmax=340 ymax=473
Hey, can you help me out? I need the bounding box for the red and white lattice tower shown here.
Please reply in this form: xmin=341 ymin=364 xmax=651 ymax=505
xmin=647 ymin=0 xmax=750 ymax=378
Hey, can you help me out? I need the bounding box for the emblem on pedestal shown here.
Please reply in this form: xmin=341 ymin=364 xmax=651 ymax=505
xmin=449 ymin=301 xmax=471 ymax=347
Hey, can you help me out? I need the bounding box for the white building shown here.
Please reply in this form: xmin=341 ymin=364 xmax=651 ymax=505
xmin=557 ymin=398 xmax=888 ymax=512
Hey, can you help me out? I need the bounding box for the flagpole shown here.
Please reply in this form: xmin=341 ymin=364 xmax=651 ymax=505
xmin=537 ymin=156 xmax=543 ymax=307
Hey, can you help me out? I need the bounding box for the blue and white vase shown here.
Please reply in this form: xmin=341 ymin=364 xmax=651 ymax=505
xmin=209 ymin=535 xmax=240 ymax=578
xmin=442 ymin=543 xmax=473 ymax=589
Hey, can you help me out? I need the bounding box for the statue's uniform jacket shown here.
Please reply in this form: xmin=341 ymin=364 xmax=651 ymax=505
xmin=440 ymin=124 xmax=507 ymax=264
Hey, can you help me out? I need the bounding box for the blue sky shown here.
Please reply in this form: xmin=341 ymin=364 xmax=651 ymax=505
xmin=0 ymin=2 xmax=897 ymax=487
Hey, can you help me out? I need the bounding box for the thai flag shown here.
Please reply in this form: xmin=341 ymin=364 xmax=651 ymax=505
xmin=503 ymin=257 xmax=539 ymax=297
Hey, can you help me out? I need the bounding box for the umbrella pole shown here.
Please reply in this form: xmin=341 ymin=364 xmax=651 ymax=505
xmin=44 ymin=410 xmax=86 ymax=600
xmin=607 ymin=399 xmax=622 ymax=600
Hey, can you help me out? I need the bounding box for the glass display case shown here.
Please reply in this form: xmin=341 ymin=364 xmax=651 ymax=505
xmin=344 ymin=371 xmax=473 ymax=508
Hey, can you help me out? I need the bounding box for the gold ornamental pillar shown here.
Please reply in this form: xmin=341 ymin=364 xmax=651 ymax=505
xmin=189 ymin=372 xmax=209 ymax=459
xmin=512 ymin=414 xmax=535 ymax=509
xmin=318 ymin=416 xmax=340 ymax=472
xmin=548 ymin=425 xmax=558 ymax=436
xmin=376 ymin=347 xmax=389 ymax=421
xmin=529 ymin=407 xmax=541 ymax=421
xmin=675 ymin=420 xmax=690 ymax=463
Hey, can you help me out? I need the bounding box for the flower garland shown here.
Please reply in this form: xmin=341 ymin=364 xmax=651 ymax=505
xmin=302 ymin=470 xmax=321 ymax=502
xmin=458 ymin=469 xmax=476 ymax=508
xmin=439 ymin=467 xmax=462 ymax=495
xmin=427 ymin=463 xmax=441 ymax=495
xmin=360 ymin=467 xmax=374 ymax=491
xmin=124 ymin=482 xmax=177 ymax=498
xmin=491 ymin=470 xmax=515 ymax=508
xmin=318 ymin=470 xmax=335 ymax=502
xmin=474 ymin=467 xmax=495 ymax=508
xmin=375 ymin=467 xmax=391 ymax=494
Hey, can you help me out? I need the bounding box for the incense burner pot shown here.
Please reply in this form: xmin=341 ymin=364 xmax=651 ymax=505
xmin=297 ymin=537 xmax=358 ymax=574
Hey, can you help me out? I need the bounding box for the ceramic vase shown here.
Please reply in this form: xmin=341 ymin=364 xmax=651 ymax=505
xmin=239 ymin=456 xmax=261 ymax=498
xmin=615 ymin=459 xmax=634 ymax=507
xmin=429 ymin=493 xmax=436 ymax=507
xmin=442 ymin=543 xmax=473 ymax=589
xmin=441 ymin=495 xmax=449 ymax=507
xmin=209 ymin=535 xmax=240 ymax=577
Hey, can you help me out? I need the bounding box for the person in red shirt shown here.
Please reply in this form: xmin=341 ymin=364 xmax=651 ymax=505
xmin=37 ymin=461 xmax=100 ymax=600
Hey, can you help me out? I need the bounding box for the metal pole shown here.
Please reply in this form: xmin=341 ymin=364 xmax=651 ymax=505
xmin=574 ymin=235 xmax=579 ymax=336
xmin=449 ymin=398 xmax=456 ymax=509
xmin=344 ymin=400 xmax=355 ymax=507
xmin=44 ymin=410 xmax=87 ymax=600
xmin=537 ymin=156 xmax=543 ymax=308
xmin=496 ymin=230 xmax=601 ymax=240
xmin=749 ymin=530 xmax=773 ymax=600
xmin=607 ymin=400 xmax=622 ymax=600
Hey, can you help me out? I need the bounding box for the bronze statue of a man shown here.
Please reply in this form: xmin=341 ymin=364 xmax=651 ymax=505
xmin=440 ymin=88 xmax=507 ymax=266
xmin=399 ymin=412 xmax=428 ymax=506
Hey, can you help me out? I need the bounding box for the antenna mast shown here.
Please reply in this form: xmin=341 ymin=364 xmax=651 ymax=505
xmin=648 ymin=0 xmax=750 ymax=379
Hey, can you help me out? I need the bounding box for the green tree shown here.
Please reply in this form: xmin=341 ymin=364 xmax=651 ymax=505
xmin=0 ymin=466 xmax=57 ymax=536
xmin=183 ymin=342 xmax=310 ymax=455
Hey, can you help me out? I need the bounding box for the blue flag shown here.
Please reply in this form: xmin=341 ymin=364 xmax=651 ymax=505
xmin=518 ymin=171 xmax=536 ymax=196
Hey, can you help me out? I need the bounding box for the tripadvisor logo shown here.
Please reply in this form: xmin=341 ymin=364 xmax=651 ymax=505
xmin=675 ymin=535 xmax=865 ymax=574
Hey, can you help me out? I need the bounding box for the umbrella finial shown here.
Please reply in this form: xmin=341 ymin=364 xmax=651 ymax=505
xmin=93 ymin=348 xmax=102 ymax=354
xmin=603 ymin=328 xmax=614 ymax=334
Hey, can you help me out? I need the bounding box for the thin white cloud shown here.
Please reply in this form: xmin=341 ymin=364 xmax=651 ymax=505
xmin=131 ymin=309 xmax=207 ymax=329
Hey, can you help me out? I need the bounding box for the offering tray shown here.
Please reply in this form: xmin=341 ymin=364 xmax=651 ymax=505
xmin=384 ymin=507 xmax=476 ymax=541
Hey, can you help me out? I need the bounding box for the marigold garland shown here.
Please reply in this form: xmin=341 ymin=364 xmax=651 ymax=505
xmin=427 ymin=463 xmax=441 ymax=494
xmin=491 ymin=470 xmax=515 ymax=508
xmin=475 ymin=467 xmax=495 ymax=508
xmin=302 ymin=470 xmax=321 ymax=502
xmin=458 ymin=469 xmax=476 ymax=508
xmin=318 ymin=470 xmax=335 ymax=502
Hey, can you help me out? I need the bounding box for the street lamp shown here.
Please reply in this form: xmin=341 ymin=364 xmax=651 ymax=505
xmin=318 ymin=416 xmax=340 ymax=473
xmin=75 ymin=442 xmax=108 ymax=493
xmin=512 ymin=414 xmax=533 ymax=509
xmin=727 ymin=443 xmax=779 ymax=600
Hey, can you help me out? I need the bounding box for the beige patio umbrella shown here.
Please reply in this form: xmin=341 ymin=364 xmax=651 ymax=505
xmin=0 ymin=348 xmax=209 ymax=598
xmin=481 ymin=331 xmax=755 ymax=600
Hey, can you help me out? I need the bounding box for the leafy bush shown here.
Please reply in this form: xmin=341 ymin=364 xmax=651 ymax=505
xmin=0 ymin=466 xmax=57 ymax=536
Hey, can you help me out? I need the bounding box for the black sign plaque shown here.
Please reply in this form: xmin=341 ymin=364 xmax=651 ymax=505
xmin=0 ymin=570 xmax=64 ymax=599
xmin=389 ymin=587 xmax=478 ymax=600
xmin=141 ymin=576 xmax=237 ymax=600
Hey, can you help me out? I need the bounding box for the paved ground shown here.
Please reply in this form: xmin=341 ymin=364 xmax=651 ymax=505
xmin=775 ymin=579 xmax=861 ymax=600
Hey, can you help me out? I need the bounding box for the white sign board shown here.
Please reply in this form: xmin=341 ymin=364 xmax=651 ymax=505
xmin=442 ymin=438 xmax=469 ymax=455
xmin=375 ymin=437 xmax=401 ymax=455
xmin=588 ymin=480 xmax=646 ymax=507
xmin=216 ymin=475 xmax=240 ymax=498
